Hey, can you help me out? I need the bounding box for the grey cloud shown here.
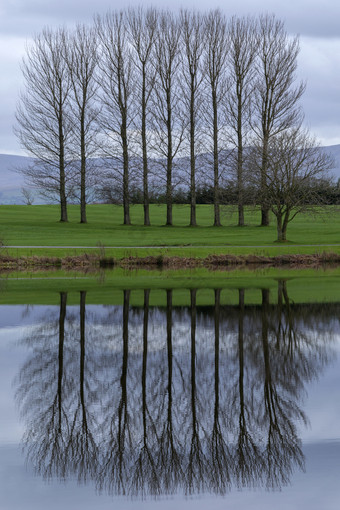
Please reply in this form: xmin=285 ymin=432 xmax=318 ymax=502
xmin=223 ymin=0 xmax=340 ymax=38
xmin=3 ymin=0 xmax=340 ymax=37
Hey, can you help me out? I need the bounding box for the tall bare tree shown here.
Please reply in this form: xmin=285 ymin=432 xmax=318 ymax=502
xmin=128 ymin=7 xmax=157 ymax=226
xmin=67 ymin=24 xmax=99 ymax=224
xmin=180 ymin=9 xmax=205 ymax=227
xmin=96 ymin=11 xmax=135 ymax=225
xmin=152 ymin=10 xmax=184 ymax=226
xmin=254 ymin=14 xmax=305 ymax=226
xmin=203 ymin=10 xmax=228 ymax=226
xmin=226 ymin=16 xmax=257 ymax=226
xmin=15 ymin=28 xmax=72 ymax=222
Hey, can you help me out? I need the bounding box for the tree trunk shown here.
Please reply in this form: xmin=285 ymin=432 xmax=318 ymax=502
xmin=80 ymin=112 xmax=87 ymax=224
xmin=190 ymin=289 xmax=197 ymax=427
xmin=79 ymin=290 xmax=87 ymax=426
xmin=237 ymin=93 xmax=244 ymax=227
xmin=214 ymin=288 xmax=221 ymax=421
xmin=238 ymin=288 xmax=245 ymax=430
xmin=276 ymin=212 xmax=283 ymax=242
xmin=122 ymin=113 xmax=131 ymax=226
xmin=58 ymin=292 xmax=67 ymax=427
xmin=282 ymin=212 xmax=289 ymax=241
xmin=261 ymin=207 xmax=269 ymax=227
xmin=121 ymin=290 xmax=130 ymax=407
xmin=261 ymin=288 xmax=272 ymax=415
xmin=276 ymin=211 xmax=288 ymax=241
xmin=190 ymin=77 xmax=197 ymax=227
xmin=142 ymin=289 xmax=149 ymax=437
xmin=166 ymin=289 xmax=173 ymax=431
xmin=277 ymin=279 xmax=283 ymax=310
xmin=212 ymin=91 xmax=221 ymax=226
xmin=142 ymin=67 xmax=150 ymax=226
xmin=59 ymin=164 xmax=68 ymax=223
xmin=166 ymin=91 xmax=173 ymax=226
xmin=58 ymin=114 xmax=68 ymax=223
xmin=118 ymin=289 xmax=130 ymax=454
xmin=260 ymin=135 xmax=270 ymax=226
xmin=238 ymin=203 xmax=245 ymax=227
xmin=280 ymin=227 xmax=287 ymax=242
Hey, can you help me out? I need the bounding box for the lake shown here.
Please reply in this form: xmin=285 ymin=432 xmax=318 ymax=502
xmin=1 ymin=269 xmax=340 ymax=509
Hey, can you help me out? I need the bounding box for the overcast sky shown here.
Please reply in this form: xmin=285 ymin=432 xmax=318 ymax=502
xmin=1 ymin=0 xmax=340 ymax=154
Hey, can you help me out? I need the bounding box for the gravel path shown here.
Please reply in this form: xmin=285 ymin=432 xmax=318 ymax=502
xmin=3 ymin=244 xmax=340 ymax=249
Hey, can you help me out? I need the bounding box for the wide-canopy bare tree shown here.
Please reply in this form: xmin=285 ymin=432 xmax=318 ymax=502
xmin=256 ymin=127 xmax=333 ymax=241
xmin=254 ymin=14 xmax=305 ymax=227
xmin=15 ymin=28 xmax=73 ymax=222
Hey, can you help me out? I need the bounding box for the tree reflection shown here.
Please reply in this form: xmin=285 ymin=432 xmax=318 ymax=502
xmin=16 ymin=292 xmax=70 ymax=479
xmin=66 ymin=291 xmax=99 ymax=484
xmin=260 ymin=288 xmax=305 ymax=488
xmin=15 ymin=283 xmax=337 ymax=497
xmin=131 ymin=289 xmax=161 ymax=496
xmin=207 ymin=288 xmax=231 ymax=494
xmin=233 ymin=288 xmax=263 ymax=488
xmin=99 ymin=289 xmax=132 ymax=496
xmin=186 ymin=288 xmax=208 ymax=494
xmin=16 ymin=291 xmax=101 ymax=482
xmin=158 ymin=289 xmax=184 ymax=493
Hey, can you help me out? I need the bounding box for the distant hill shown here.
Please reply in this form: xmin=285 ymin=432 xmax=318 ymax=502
xmin=1 ymin=146 xmax=340 ymax=204
xmin=0 ymin=154 xmax=37 ymax=204
xmin=319 ymin=144 xmax=340 ymax=182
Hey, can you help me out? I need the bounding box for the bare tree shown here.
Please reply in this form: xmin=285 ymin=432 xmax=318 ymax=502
xmin=128 ymin=7 xmax=157 ymax=226
xmin=21 ymin=186 xmax=35 ymax=205
xmin=203 ymin=10 xmax=228 ymax=226
xmin=226 ymin=16 xmax=257 ymax=226
xmin=255 ymin=127 xmax=333 ymax=241
xmin=180 ymin=9 xmax=205 ymax=226
xmin=96 ymin=11 xmax=135 ymax=225
xmin=67 ymin=24 xmax=99 ymax=224
xmin=254 ymin=14 xmax=305 ymax=226
xmin=15 ymin=28 xmax=72 ymax=222
xmin=151 ymin=10 xmax=184 ymax=226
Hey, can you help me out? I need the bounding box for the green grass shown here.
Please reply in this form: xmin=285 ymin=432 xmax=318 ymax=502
xmin=0 ymin=204 xmax=339 ymax=258
xmin=1 ymin=266 xmax=340 ymax=305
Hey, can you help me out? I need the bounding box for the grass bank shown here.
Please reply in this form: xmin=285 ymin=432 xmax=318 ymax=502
xmin=0 ymin=204 xmax=339 ymax=268
xmin=1 ymin=251 xmax=340 ymax=271
xmin=0 ymin=204 xmax=339 ymax=250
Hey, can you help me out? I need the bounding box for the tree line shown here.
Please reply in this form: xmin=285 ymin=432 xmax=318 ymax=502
xmin=15 ymin=8 xmax=333 ymax=239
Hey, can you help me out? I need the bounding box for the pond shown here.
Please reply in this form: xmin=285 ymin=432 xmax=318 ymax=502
xmin=1 ymin=269 xmax=340 ymax=509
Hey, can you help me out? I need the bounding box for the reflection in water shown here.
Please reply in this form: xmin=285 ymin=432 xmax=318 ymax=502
xmin=15 ymin=282 xmax=337 ymax=497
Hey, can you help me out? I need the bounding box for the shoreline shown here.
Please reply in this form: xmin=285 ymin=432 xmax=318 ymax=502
xmin=1 ymin=251 xmax=340 ymax=271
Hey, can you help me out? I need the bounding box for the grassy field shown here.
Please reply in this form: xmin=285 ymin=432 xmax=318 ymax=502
xmin=0 ymin=204 xmax=339 ymax=258
xmin=1 ymin=266 xmax=340 ymax=305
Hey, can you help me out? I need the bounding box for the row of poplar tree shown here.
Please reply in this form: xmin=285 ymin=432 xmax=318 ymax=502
xmin=16 ymin=8 xmax=305 ymax=226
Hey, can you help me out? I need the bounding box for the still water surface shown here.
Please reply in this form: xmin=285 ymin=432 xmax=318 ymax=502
xmin=1 ymin=281 xmax=340 ymax=509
